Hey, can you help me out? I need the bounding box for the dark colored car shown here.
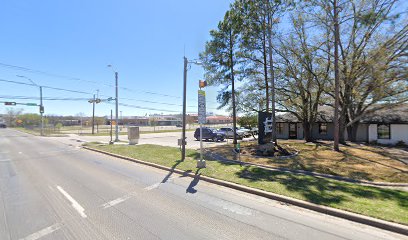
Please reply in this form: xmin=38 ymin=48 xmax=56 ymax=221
xmin=194 ymin=127 xmax=225 ymax=142
xmin=0 ymin=123 xmax=6 ymax=128
xmin=218 ymin=127 xmax=244 ymax=139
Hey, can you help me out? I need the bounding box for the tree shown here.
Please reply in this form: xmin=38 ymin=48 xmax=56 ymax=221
xmin=237 ymin=114 xmax=258 ymax=129
xmin=200 ymin=8 xmax=243 ymax=145
xmin=19 ymin=113 xmax=42 ymax=126
xmin=319 ymin=0 xmax=407 ymax=142
xmin=4 ymin=108 xmax=23 ymax=127
xmin=275 ymin=12 xmax=331 ymax=142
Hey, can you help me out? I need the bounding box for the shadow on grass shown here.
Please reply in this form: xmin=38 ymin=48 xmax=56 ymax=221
xmin=161 ymin=151 xmax=201 ymax=184
xmin=235 ymin=165 xmax=408 ymax=208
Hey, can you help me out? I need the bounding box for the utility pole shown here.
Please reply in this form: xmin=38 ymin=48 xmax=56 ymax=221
xmin=92 ymin=94 xmax=96 ymax=135
xmin=16 ymin=75 xmax=44 ymax=136
xmin=181 ymin=57 xmax=188 ymax=161
xmin=333 ymin=0 xmax=340 ymax=151
xmin=40 ymin=86 xmax=44 ymax=136
xmin=115 ymin=72 xmax=119 ymax=142
xmin=267 ymin=1 xmax=277 ymax=148
xmin=110 ymin=109 xmax=113 ymax=144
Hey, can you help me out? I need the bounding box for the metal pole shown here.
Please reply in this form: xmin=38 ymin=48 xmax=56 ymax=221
xmin=115 ymin=72 xmax=119 ymax=142
xmin=92 ymin=94 xmax=95 ymax=135
xmin=40 ymin=86 xmax=44 ymax=136
xmin=200 ymin=124 xmax=203 ymax=161
xmin=181 ymin=57 xmax=188 ymax=161
xmin=110 ymin=109 xmax=113 ymax=143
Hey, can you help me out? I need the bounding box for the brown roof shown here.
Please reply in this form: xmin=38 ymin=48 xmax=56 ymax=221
xmin=276 ymin=104 xmax=408 ymax=124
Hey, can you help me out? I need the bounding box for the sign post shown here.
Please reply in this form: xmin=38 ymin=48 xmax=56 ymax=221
xmin=197 ymin=89 xmax=206 ymax=168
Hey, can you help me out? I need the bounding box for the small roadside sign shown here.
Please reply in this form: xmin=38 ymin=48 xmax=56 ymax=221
xmin=198 ymin=90 xmax=206 ymax=124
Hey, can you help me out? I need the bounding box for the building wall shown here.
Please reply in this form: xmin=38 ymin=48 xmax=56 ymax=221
xmin=355 ymin=123 xmax=369 ymax=142
xmin=369 ymin=124 xmax=408 ymax=145
xmin=311 ymin=123 xmax=334 ymax=140
xmin=276 ymin=123 xmax=289 ymax=139
xmin=297 ymin=123 xmax=304 ymax=139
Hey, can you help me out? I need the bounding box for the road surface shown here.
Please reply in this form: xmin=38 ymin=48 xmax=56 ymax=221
xmin=0 ymin=128 xmax=405 ymax=240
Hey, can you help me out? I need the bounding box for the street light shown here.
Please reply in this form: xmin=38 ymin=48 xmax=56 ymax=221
xmin=181 ymin=57 xmax=202 ymax=161
xmin=107 ymin=64 xmax=119 ymax=142
xmin=17 ymin=75 xmax=44 ymax=136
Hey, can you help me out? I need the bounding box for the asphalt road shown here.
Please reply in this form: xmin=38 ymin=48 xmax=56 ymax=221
xmin=0 ymin=128 xmax=405 ymax=240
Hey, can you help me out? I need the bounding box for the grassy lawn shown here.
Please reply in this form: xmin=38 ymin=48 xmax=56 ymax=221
xmin=209 ymin=140 xmax=408 ymax=183
xmin=85 ymin=143 xmax=408 ymax=225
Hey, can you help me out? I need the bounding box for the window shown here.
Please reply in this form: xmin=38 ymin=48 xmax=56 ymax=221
xmin=377 ymin=124 xmax=390 ymax=139
xmin=277 ymin=123 xmax=284 ymax=134
xmin=319 ymin=123 xmax=328 ymax=135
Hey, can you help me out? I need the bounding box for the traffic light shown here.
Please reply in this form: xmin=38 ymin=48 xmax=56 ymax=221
xmin=4 ymin=102 xmax=16 ymax=106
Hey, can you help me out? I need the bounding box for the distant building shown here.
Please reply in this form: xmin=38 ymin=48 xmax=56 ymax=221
xmin=206 ymin=115 xmax=232 ymax=124
xmin=149 ymin=114 xmax=181 ymax=126
xmin=120 ymin=116 xmax=149 ymax=126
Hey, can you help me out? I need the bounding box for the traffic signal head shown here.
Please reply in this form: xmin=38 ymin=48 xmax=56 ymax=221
xmin=4 ymin=102 xmax=16 ymax=106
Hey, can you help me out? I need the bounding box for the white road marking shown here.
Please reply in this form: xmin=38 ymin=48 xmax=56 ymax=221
xmin=56 ymin=186 xmax=87 ymax=218
xmin=18 ymin=152 xmax=22 ymax=154
xmin=101 ymin=195 xmax=131 ymax=209
xmin=0 ymin=159 xmax=12 ymax=162
xmin=144 ymin=182 xmax=161 ymax=191
xmin=20 ymin=223 xmax=61 ymax=240
xmin=144 ymin=176 xmax=177 ymax=191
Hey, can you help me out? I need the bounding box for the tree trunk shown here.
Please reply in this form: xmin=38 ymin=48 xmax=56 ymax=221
xmin=333 ymin=0 xmax=340 ymax=151
xmin=339 ymin=111 xmax=346 ymax=144
xmin=303 ymin=121 xmax=314 ymax=142
xmin=347 ymin=122 xmax=360 ymax=142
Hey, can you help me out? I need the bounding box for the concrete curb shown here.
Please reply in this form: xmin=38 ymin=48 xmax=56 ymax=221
xmin=82 ymin=146 xmax=408 ymax=236
xmin=203 ymin=150 xmax=408 ymax=188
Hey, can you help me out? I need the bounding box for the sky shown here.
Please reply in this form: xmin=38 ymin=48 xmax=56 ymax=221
xmin=0 ymin=0 xmax=233 ymax=117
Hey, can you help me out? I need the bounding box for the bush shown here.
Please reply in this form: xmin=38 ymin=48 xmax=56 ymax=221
xmin=395 ymin=140 xmax=407 ymax=147
xmin=369 ymin=140 xmax=378 ymax=145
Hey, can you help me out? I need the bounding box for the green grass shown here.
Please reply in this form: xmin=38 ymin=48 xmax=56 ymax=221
xmin=86 ymin=143 xmax=408 ymax=225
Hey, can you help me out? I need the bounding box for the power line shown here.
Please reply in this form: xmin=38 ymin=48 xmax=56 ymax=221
xmin=0 ymin=62 xmax=219 ymax=104
xmin=0 ymin=78 xmax=95 ymax=95
xmin=107 ymin=102 xmax=181 ymax=113
xmin=120 ymin=97 xmax=219 ymax=110
xmin=0 ymin=95 xmax=90 ymax=101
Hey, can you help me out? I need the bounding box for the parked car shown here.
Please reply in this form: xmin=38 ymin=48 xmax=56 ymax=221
xmin=194 ymin=127 xmax=225 ymax=142
xmin=176 ymin=124 xmax=182 ymax=127
xmin=219 ymin=127 xmax=244 ymax=139
xmin=238 ymin=127 xmax=252 ymax=137
xmin=251 ymin=127 xmax=259 ymax=135
xmin=0 ymin=123 xmax=6 ymax=128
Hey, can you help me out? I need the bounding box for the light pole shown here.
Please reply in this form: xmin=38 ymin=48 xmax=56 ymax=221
xmin=108 ymin=65 xmax=119 ymax=142
xmin=17 ymin=75 xmax=44 ymax=136
xmin=88 ymin=93 xmax=101 ymax=134
xmin=181 ymin=57 xmax=201 ymax=161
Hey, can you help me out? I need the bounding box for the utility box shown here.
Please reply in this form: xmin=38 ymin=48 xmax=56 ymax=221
xmin=128 ymin=126 xmax=140 ymax=145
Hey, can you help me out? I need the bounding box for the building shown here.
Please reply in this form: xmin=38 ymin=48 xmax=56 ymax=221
xmin=120 ymin=116 xmax=149 ymax=126
xmin=149 ymin=114 xmax=181 ymax=126
xmin=274 ymin=105 xmax=408 ymax=144
xmin=206 ymin=115 xmax=232 ymax=124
